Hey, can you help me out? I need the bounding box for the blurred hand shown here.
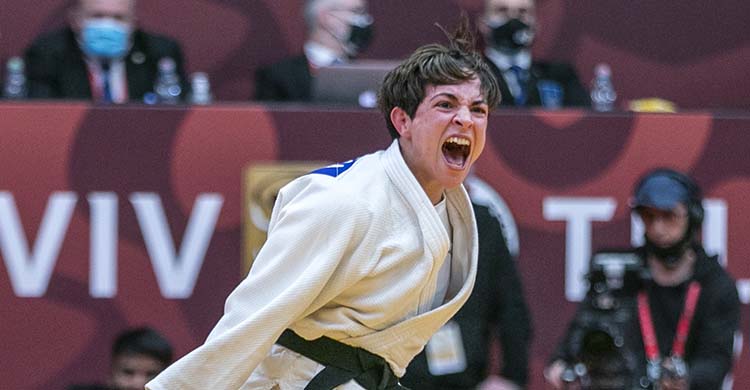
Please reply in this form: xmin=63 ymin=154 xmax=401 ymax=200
xmin=659 ymin=356 xmax=689 ymax=390
xmin=477 ymin=375 xmax=521 ymax=390
xmin=543 ymin=360 xmax=567 ymax=389
xmin=658 ymin=377 xmax=689 ymax=390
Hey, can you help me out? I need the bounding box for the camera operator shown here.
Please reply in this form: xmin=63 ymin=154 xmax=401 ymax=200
xmin=544 ymin=168 xmax=740 ymax=389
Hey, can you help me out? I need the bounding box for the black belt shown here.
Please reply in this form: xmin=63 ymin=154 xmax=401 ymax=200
xmin=276 ymin=329 xmax=409 ymax=390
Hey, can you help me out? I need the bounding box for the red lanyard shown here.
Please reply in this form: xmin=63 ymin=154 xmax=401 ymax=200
xmin=638 ymin=281 xmax=701 ymax=364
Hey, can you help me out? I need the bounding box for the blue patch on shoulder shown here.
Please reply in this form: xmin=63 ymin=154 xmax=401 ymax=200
xmin=310 ymin=159 xmax=357 ymax=177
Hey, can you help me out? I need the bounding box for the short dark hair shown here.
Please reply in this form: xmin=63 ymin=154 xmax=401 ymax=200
xmin=112 ymin=327 xmax=173 ymax=367
xmin=377 ymin=15 xmax=500 ymax=139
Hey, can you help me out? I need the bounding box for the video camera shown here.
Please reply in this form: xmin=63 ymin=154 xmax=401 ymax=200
xmin=562 ymin=250 xmax=649 ymax=389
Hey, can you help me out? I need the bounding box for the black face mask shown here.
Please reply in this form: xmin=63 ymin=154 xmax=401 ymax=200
xmin=346 ymin=14 xmax=374 ymax=56
xmin=489 ymin=18 xmax=534 ymax=51
xmin=643 ymin=226 xmax=694 ymax=268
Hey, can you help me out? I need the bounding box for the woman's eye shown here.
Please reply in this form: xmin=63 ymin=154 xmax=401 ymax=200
xmin=472 ymin=106 xmax=488 ymax=115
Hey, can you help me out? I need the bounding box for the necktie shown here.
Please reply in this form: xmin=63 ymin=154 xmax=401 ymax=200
xmin=509 ymin=65 xmax=528 ymax=106
xmin=101 ymin=61 xmax=112 ymax=103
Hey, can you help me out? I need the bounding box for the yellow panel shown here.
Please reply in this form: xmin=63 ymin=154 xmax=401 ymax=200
xmin=242 ymin=162 xmax=328 ymax=276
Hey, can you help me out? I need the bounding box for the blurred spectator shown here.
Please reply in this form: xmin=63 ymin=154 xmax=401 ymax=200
xmin=401 ymin=200 xmax=532 ymax=390
xmin=477 ymin=0 xmax=589 ymax=108
xmin=24 ymin=0 xmax=188 ymax=103
xmin=544 ymin=169 xmax=740 ymax=390
xmin=68 ymin=326 xmax=173 ymax=390
xmin=254 ymin=0 xmax=373 ymax=102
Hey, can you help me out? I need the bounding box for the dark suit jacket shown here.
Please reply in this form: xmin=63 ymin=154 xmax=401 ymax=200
xmin=487 ymin=58 xmax=590 ymax=108
xmin=24 ymin=27 xmax=188 ymax=102
xmin=254 ymin=54 xmax=313 ymax=102
xmin=401 ymin=203 xmax=532 ymax=389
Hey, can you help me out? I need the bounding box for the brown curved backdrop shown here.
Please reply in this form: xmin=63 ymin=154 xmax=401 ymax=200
xmin=1 ymin=102 xmax=749 ymax=389
xmin=2 ymin=0 xmax=749 ymax=109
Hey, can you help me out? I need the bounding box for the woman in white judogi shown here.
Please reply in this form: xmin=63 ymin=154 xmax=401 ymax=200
xmin=147 ymin=17 xmax=501 ymax=390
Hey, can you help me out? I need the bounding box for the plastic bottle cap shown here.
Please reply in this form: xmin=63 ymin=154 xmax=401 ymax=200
xmin=7 ymin=57 xmax=24 ymax=72
xmin=158 ymin=57 xmax=176 ymax=72
xmin=358 ymin=90 xmax=377 ymax=108
xmin=595 ymin=63 xmax=611 ymax=78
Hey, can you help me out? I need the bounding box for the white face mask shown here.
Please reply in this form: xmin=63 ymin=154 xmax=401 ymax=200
xmin=80 ymin=18 xmax=132 ymax=59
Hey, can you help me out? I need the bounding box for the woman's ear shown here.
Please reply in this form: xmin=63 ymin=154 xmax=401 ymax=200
xmin=390 ymin=106 xmax=411 ymax=139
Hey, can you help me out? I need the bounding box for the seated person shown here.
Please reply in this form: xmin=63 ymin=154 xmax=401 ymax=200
xmin=477 ymin=0 xmax=589 ymax=108
xmin=24 ymin=0 xmax=187 ymax=103
xmin=401 ymin=201 xmax=532 ymax=390
xmin=68 ymin=326 xmax=173 ymax=390
xmin=254 ymin=0 xmax=374 ymax=102
xmin=545 ymin=168 xmax=740 ymax=390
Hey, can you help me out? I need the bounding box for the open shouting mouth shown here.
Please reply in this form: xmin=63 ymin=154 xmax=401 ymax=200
xmin=442 ymin=136 xmax=471 ymax=169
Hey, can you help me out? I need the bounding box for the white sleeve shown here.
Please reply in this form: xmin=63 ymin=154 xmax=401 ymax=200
xmin=146 ymin=180 xmax=375 ymax=390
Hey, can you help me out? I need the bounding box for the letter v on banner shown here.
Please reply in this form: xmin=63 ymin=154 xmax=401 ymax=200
xmin=130 ymin=193 xmax=223 ymax=299
xmin=0 ymin=191 xmax=77 ymax=297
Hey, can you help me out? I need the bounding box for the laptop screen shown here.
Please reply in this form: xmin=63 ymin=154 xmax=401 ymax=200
xmin=311 ymin=60 xmax=399 ymax=108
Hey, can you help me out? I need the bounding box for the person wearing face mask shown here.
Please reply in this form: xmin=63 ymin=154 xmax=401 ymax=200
xmin=255 ymin=0 xmax=374 ymax=102
xmin=478 ymin=0 xmax=589 ymax=108
xmin=24 ymin=0 xmax=187 ymax=103
xmin=545 ymin=168 xmax=740 ymax=390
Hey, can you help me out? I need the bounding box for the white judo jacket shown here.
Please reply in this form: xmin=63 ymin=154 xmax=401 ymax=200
xmin=147 ymin=140 xmax=479 ymax=389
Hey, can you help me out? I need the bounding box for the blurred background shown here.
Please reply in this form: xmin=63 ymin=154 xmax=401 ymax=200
xmin=2 ymin=1 xmax=750 ymax=389
xmin=2 ymin=0 xmax=748 ymax=108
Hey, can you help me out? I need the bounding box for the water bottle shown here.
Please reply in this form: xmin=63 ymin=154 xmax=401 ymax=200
xmin=188 ymin=72 xmax=212 ymax=105
xmin=590 ymin=63 xmax=617 ymax=112
xmin=153 ymin=57 xmax=182 ymax=104
xmin=3 ymin=56 xmax=28 ymax=99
